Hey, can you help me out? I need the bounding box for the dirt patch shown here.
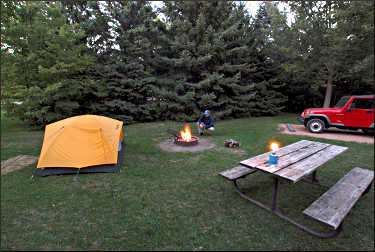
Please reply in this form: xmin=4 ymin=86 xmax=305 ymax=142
xmin=1 ymin=155 xmax=38 ymax=175
xmin=278 ymin=124 xmax=374 ymax=144
xmin=158 ymin=138 xmax=216 ymax=152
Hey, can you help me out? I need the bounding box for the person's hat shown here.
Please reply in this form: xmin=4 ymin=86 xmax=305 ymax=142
xmin=204 ymin=110 xmax=210 ymax=115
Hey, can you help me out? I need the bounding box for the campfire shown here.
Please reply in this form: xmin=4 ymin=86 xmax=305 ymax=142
xmin=168 ymin=124 xmax=199 ymax=146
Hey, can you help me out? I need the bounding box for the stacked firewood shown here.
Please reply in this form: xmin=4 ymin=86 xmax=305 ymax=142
xmin=224 ymin=139 xmax=241 ymax=148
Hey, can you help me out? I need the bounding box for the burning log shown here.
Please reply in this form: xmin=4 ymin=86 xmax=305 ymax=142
xmin=167 ymin=129 xmax=179 ymax=138
xmin=167 ymin=125 xmax=199 ymax=146
xmin=224 ymin=139 xmax=241 ymax=148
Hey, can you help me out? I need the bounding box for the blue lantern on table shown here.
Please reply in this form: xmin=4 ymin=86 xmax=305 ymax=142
xmin=269 ymin=142 xmax=280 ymax=165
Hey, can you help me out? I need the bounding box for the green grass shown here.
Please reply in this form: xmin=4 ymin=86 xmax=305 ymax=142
xmin=1 ymin=113 xmax=374 ymax=250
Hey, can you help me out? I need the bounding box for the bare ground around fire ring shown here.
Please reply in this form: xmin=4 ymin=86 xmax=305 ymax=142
xmin=158 ymin=138 xmax=216 ymax=152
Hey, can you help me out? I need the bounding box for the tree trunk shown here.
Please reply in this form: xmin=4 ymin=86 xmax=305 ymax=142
xmin=323 ymin=63 xmax=334 ymax=108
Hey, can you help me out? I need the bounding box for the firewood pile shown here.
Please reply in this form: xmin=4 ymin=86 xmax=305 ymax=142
xmin=224 ymin=139 xmax=241 ymax=148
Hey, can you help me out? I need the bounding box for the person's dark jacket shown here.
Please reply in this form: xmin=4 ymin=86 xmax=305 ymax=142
xmin=198 ymin=114 xmax=214 ymax=128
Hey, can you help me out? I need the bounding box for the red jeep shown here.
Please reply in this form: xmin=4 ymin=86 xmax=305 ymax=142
xmin=298 ymin=95 xmax=374 ymax=134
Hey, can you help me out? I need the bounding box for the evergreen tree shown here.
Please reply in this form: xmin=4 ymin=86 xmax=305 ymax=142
xmin=248 ymin=3 xmax=287 ymax=115
xmin=1 ymin=1 xmax=105 ymax=126
xmin=96 ymin=1 xmax=162 ymax=123
xmin=157 ymin=1 xmax=286 ymax=121
xmin=252 ymin=2 xmax=306 ymax=112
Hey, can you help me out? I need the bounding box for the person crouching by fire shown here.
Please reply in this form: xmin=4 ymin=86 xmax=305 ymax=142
xmin=197 ymin=110 xmax=215 ymax=136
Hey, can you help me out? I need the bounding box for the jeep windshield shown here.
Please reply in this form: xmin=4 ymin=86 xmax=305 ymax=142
xmin=334 ymin=96 xmax=350 ymax=107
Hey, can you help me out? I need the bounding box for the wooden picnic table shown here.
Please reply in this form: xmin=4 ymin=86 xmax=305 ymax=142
xmin=220 ymin=139 xmax=372 ymax=239
xmin=219 ymin=140 xmax=373 ymax=238
xmin=235 ymin=140 xmax=349 ymax=237
xmin=221 ymin=139 xmax=374 ymax=238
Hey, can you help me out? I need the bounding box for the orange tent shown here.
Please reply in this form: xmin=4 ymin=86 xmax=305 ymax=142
xmin=35 ymin=115 xmax=124 ymax=176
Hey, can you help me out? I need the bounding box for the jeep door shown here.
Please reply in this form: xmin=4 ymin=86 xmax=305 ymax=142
xmin=342 ymin=98 xmax=374 ymax=127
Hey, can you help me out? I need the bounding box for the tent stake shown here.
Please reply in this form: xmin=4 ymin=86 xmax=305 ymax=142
xmin=74 ymin=168 xmax=81 ymax=181
xmin=31 ymin=167 xmax=38 ymax=181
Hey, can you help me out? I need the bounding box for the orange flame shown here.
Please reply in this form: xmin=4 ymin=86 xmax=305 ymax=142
xmin=180 ymin=124 xmax=192 ymax=142
xmin=269 ymin=141 xmax=280 ymax=152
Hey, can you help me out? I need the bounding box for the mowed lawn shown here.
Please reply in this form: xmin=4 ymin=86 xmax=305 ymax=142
xmin=1 ymin=113 xmax=374 ymax=251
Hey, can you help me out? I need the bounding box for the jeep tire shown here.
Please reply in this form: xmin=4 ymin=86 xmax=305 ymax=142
xmin=307 ymin=118 xmax=325 ymax=133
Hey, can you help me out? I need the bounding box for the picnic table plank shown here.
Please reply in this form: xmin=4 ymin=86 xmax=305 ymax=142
xmin=256 ymin=142 xmax=330 ymax=173
xmin=274 ymin=145 xmax=348 ymax=182
xmin=219 ymin=165 xmax=256 ymax=180
xmin=240 ymin=140 xmax=314 ymax=168
xmin=303 ymin=167 xmax=374 ymax=229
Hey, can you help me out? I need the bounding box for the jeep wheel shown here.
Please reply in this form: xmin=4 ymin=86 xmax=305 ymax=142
xmin=362 ymin=128 xmax=374 ymax=135
xmin=307 ymin=119 xmax=325 ymax=133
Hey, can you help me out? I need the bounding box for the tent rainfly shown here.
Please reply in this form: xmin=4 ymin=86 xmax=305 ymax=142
xmin=35 ymin=115 xmax=124 ymax=177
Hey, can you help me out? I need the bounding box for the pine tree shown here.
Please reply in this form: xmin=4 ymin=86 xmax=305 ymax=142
xmin=1 ymin=1 xmax=105 ymax=126
xmin=157 ymin=1 xmax=286 ymax=121
xmin=95 ymin=1 xmax=162 ymax=123
xmin=247 ymin=3 xmax=288 ymax=115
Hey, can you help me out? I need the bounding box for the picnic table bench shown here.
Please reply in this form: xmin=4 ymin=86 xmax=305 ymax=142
xmin=219 ymin=165 xmax=257 ymax=180
xmin=219 ymin=140 xmax=374 ymax=238
xmin=303 ymin=167 xmax=373 ymax=230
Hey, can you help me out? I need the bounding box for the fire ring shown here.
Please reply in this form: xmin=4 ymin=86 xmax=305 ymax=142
xmin=174 ymin=136 xmax=200 ymax=146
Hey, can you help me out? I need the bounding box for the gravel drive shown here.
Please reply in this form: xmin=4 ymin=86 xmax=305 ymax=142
xmin=279 ymin=124 xmax=374 ymax=144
